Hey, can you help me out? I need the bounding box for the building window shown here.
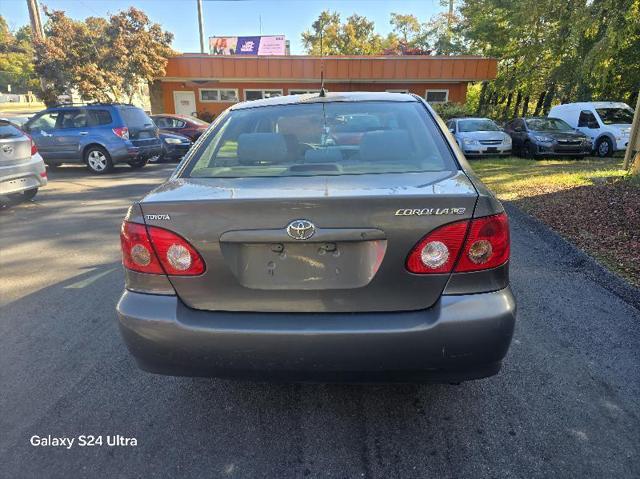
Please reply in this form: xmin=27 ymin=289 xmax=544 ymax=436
xmin=244 ymin=89 xmax=283 ymax=101
xmin=425 ymin=89 xmax=449 ymax=103
xmin=288 ymin=89 xmax=320 ymax=95
xmin=199 ymin=88 xmax=239 ymax=103
xmin=386 ymin=89 xmax=410 ymax=93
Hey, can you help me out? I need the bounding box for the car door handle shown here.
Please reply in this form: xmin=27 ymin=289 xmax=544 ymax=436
xmin=40 ymin=130 xmax=52 ymax=137
xmin=79 ymin=131 xmax=88 ymax=135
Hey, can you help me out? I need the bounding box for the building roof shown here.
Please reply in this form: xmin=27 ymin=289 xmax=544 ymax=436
xmin=230 ymin=91 xmax=418 ymax=110
xmin=162 ymin=55 xmax=497 ymax=83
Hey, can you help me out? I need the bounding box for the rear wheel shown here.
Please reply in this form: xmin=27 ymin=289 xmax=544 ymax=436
xmin=85 ymin=146 xmax=113 ymax=174
xmin=7 ymin=187 xmax=38 ymax=203
xmin=595 ymin=137 xmax=613 ymax=157
xmin=128 ymin=158 xmax=149 ymax=169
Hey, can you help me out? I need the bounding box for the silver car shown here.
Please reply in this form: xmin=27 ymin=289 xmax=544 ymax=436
xmin=116 ymin=92 xmax=516 ymax=383
xmin=0 ymin=120 xmax=47 ymax=202
xmin=447 ymin=117 xmax=512 ymax=157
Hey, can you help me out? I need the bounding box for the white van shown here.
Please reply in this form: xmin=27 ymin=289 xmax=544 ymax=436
xmin=549 ymin=102 xmax=634 ymax=157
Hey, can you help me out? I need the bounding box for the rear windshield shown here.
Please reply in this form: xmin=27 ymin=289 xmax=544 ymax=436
xmin=0 ymin=122 xmax=23 ymax=139
xmin=118 ymin=107 xmax=153 ymax=128
xmin=183 ymin=101 xmax=456 ymax=178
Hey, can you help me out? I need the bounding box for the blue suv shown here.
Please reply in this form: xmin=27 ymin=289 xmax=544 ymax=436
xmin=24 ymin=103 xmax=162 ymax=174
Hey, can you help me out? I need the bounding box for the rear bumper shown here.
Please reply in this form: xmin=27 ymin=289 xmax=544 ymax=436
xmin=0 ymin=154 xmax=47 ymax=195
xmin=116 ymin=287 xmax=516 ymax=382
xmin=111 ymin=140 xmax=163 ymax=162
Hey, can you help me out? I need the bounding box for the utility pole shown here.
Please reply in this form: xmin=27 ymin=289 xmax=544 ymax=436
xmin=26 ymin=0 xmax=45 ymax=41
xmin=26 ymin=0 xmax=47 ymax=99
xmin=622 ymin=91 xmax=640 ymax=174
xmin=197 ymin=0 xmax=205 ymax=54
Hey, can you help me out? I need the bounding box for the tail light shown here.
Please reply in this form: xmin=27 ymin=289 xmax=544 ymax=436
xmin=113 ymin=127 xmax=130 ymax=140
xmin=406 ymin=221 xmax=468 ymax=273
xmin=25 ymin=133 xmax=38 ymax=155
xmin=406 ymin=213 xmax=509 ymax=274
xmin=455 ymin=213 xmax=509 ymax=272
xmin=120 ymin=221 xmax=205 ymax=276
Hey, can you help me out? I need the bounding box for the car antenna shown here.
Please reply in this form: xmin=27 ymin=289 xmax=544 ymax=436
xmin=319 ymin=71 xmax=326 ymax=97
xmin=318 ymin=24 xmax=327 ymax=97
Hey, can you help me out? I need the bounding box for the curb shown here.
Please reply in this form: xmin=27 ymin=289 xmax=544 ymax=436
xmin=504 ymin=202 xmax=640 ymax=311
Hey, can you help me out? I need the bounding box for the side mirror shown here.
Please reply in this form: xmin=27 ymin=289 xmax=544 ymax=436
xmin=449 ymin=128 xmax=455 ymax=134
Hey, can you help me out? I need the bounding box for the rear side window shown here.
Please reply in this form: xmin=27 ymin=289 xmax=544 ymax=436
xmin=0 ymin=122 xmax=23 ymax=139
xmin=88 ymin=110 xmax=113 ymax=126
xmin=184 ymin=101 xmax=457 ymax=178
xmin=58 ymin=109 xmax=87 ymax=129
xmin=118 ymin=107 xmax=152 ymax=128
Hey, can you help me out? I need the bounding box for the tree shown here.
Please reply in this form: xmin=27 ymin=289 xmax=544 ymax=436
xmin=390 ymin=13 xmax=421 ymax=43
xmin=302 ymin=11 xmax=384 ymax=55
xmin=0 ymin=16 xmax=39 ymax=94
xmin=34 ymin=7 xmax=174 ymax=104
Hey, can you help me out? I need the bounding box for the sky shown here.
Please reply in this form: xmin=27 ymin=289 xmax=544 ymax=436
xmin=2 ymin=0 xmax=445 ymax=54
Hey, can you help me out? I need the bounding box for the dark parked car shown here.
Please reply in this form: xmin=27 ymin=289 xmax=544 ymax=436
xmin=117 ymin=92 xmax=516 ymax=383
xmin=24 ymin=103 xmax=162 ymax=174
xmin=504 ymin=117 xmax=591 ymax=159
xmin=150 ymin=131 xmax=193 ymax=162
xmin=150 ymin=114 xmax=209 ymax=141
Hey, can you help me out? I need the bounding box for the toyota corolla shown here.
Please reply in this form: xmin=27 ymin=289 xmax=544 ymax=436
xmin=116 ymin=92 xmax=516 ymax=382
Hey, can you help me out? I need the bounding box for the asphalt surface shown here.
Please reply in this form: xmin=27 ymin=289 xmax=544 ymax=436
xmin=1 ymin=163 xmax=639 ymax=479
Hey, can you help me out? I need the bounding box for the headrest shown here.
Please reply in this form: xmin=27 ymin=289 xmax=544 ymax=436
xmin=237 ymin=133 xmax=287 ymax=165
xmin=359 ymin=130 xmax=412 ymax=162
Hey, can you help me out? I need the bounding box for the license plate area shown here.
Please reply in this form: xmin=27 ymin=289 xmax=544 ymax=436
xmin=220 ymin=240 xmax=387 ymax=290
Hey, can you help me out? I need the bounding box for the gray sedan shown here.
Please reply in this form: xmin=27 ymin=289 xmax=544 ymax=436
xmin=447 ymin=117 xmax=512 ymax=157
xmin=0 ymin=119 xmax=47 ymax=202
xmin=116 ymin=92 xmax=516 ymax=383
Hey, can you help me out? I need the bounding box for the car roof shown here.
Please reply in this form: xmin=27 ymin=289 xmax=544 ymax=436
xmin=230 ymin=91 xmax=419 ymax=110
xmin=451 ymin=117 xmax=494 ymax=122
xmin=551 ymin=101 xmax=630 ymax=109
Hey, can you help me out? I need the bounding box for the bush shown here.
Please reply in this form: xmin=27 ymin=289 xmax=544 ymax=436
xmin=196 ymin=110 xmax=216 ymax=123
xmin=431 ymin=102 xmax=473 ymax=121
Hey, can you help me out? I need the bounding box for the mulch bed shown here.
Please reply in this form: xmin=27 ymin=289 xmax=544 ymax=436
xmin=513 ymin=178 xmax=640 ymax=287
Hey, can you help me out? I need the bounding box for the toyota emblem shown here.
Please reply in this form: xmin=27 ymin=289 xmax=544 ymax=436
xmin=286 ymin=219 xmax=315 ymax=240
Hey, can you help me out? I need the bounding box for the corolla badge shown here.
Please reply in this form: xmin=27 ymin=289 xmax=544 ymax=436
xmin=286 ymin=219 xmax=315 ymax=240
xmin=395 ymin=208 xmax=466 ymax=216
xmin=1 ymin=145 xmax=14 ymax=155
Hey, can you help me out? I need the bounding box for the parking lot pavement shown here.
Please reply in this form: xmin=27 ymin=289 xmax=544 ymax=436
xmin=1 ymin=164 xmax=639 ymax=479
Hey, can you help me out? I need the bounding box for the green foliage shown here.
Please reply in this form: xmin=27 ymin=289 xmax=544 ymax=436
xmin=432 ymin=101 xmax=473 ymax=120
xmin=34 ymin=7 xmax=174 ymax=104
xmin=0 ymin=16 xmax=39 ymax=94
xmin=459 ymin=0 xmax=640 ymax=117
xmin=301 ymin=11 xmax=383 ymax=55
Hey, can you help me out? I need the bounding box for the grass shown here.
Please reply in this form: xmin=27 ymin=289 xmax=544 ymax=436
xmin=471 ymin=154 xmax=639 ymax=287
xmin=469 ymin=156 xmax=629 ymax=200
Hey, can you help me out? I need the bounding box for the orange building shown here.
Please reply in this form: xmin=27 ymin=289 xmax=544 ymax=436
xmin=155 ymin=54 xmax=497 ymax=117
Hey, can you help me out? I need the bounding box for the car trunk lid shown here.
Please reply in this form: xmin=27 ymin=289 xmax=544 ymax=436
xmin=140 ymin=171 xmax=478 ymax=313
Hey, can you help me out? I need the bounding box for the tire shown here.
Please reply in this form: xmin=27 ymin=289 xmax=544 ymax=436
xmin=595 ymin=137 xmax=613 ymax=157
xmin=84 ymin=146 xmax=113 ymax=174
xmin=128 ymin=157 xmax=149 ymax=169
xmin=7 ymin=187 xmax=38 ymax=203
